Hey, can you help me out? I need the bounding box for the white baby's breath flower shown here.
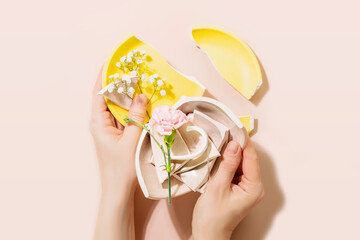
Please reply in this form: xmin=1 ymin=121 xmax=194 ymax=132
xmin=140 ymin=50 xmax=146 ymax=55
xmin=161 ymin=78 xmax=166 ymax=82
xmin=108 ymin=84 xmax=115 ymax=93
xmin=126 ymin=57 xmax=132 ymax=63
xmin=122 ymin=74 xmax=132 ymax=84
xmin=148 ymin=77 xmax=155 ymax=84
xmin=130 ymin=70 xmax=138 ymax=76
xmin=127 ymin=52 xmax=133 ymax=58
xmin=117 ymin=87 xmax=124 ymax=93
xmin=133 ymin=49 xmax=140 ymax=54
xmin=160 ymin=89 xmax=166 ymax=96
xmin=113 ymin=73 xmax=120 ymax=79
xmin=116 ymin=62 xmax=121 ymax=68
xmin=128 ymin=87 xmax=135 ymax=94
xmin=109 ymin=75 xmax=114 ymax=79
xmin=120 ymin=56 xmax=126 ymax=63
xmin=136 ymin=59 xmax=143 ymax=65
xmin=152 ymin=74 xmax=159 ymax=79
xmin=157 ymin=80 xmax=164 ymax=87
xmin=141 ymin=74 xmax=147 ymax=81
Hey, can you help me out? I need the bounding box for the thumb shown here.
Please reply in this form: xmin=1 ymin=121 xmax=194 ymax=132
xmin=123 ymin=94 xmax=148 ymax=142
xmin=211 ymin=141 xmax=242 ymax=188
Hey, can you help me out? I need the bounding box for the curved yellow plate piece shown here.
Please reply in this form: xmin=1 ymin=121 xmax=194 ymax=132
xmin=102 ymin=35 xmax=205 ymax=125
xmin=239 ymin=115 xmax=255 ymax=133
xmin=192 ymin=25 xmax=262 ymax=99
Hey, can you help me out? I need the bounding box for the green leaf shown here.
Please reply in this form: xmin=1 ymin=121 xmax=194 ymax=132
xmin=164 ymin=129 xmax=176 ymax=148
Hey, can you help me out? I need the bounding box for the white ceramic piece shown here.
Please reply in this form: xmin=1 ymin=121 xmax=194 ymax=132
xmin=175 ymin=154 xmax=216 ymax=191
xmin=171 ymin=125 xmax=209 ymax=161
xmin=150 ymin=125 xmax=209 ymax=184
xmin=98 ymin=76 xmax=138 ymax=110
xmin=175 ymin=137 xmax=220 ymax=174
xmin=150 ymin=128 xmax=190 ymax=184
xmin=192 ymin=109 xmax=230 ymax=151
xmin=135 ymin=96 xmax=248 ymax=199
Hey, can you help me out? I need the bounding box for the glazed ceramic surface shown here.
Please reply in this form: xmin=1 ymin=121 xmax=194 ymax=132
xmin=135 ymin=96 xmax=248 ymax=199
xmin=192 ymin=25 xmax=262 ymax=99
xmin=102 ymin=35 xmax=205 ymax=125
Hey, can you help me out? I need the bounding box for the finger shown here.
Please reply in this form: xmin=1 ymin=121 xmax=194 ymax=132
xmin=92 ymin=67 xmax=107 ymax=114
xmin=91 ymin=67 xmax=115 ymax=128
xmin=122 ymin=94 xmax=148 ymax=142
xmin=112 ymin=115 xmax=124 ymax=134
xmin=241 ymin=139 xmax=261 ymax=183
xmin=211 ymin=141 xmax=242 ymax=188
xmin=115 ymin=119 xmax=124 ymax=131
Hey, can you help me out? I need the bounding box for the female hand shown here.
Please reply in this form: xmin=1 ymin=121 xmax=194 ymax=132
xmin=90 ymin=69 xmax=148 ymax=240
xmin=192 ymin=139 xmax=264 ymax=240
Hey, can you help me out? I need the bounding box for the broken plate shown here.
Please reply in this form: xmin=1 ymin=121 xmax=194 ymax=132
xmin=102 ymin=34 xmax=205 ymax=125
xmin=174 ymin=137 xmax=220 ymax=174
xmin=135 ymin=96 xmax=248 ymax=199
xmin=239 ymin=115 xmax=255 ymax=133
xmin=191 ymin=109 xmax=230 ymax=151
xmin=150 ymin=124 xmax=209 ymax=184
xmin=192 ymin=25 xmax=262 ymax=99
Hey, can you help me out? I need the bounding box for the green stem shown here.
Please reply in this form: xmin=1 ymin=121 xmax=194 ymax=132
xmin=147 ymin=85 xmax=157 ymax=104
xmin=137 ymin=81 xmax=143 ymax=93
xmin=168 ymin=172 xmax=171 ymax=205
xmin=125 ymin=93 xmax=132 ymax=99
xmin=124 ymin=117 xmax=172 ymax=205
xmin=124 ymin=117 xmax=167 ymax=166
xmin=167 ymin=147 xmax=171 ymax=205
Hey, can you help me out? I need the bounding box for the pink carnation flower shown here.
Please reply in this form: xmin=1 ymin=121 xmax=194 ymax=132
xmin=149 ymin=105 xmax=188 ymax=135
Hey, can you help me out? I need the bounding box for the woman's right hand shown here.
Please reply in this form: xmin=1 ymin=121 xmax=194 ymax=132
xmin=192 ymin=139 xmax=264 ymax=240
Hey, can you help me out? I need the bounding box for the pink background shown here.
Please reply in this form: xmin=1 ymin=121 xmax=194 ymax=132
xmin=1 ymin=0 xmax=359 ymax=239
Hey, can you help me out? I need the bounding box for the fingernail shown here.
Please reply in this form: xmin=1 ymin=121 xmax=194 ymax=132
xmin=226 ymin=141 xmax=240 ymax=155
xmin=134 ymin=94 xmax=147 ymax=107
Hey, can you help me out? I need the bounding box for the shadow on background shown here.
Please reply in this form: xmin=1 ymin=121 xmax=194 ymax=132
xmin=251 ymin=59 xmax=269 ymax=106
xmin=231 ymin=142 xmax=285 ymax=240
xmin=203 ymin=89 xmax=217 ymax=99
xmin=134 ymin=189 xmax=158 ymax=240
xmin=168 ymin=192 xmax=200 ymax=239
xmin=134 ymin=188 xmax=200 ymax=240
xmin=135 ymin=57 xmax=280 ymax=240
xmin=134 ymin=142 xmax=284 ymax=240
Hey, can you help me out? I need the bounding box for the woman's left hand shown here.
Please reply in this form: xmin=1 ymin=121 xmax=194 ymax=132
xmin=90 ymin=68 xmax=148 ymax=240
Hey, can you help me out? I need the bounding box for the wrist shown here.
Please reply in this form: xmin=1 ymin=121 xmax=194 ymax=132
xmin=101 ymin=170 xmax=137 ymax=200
xmin=192 ymin=232 xmax=229 ymax=240
xmin=192 ymin=225 xmax=230 ymax=240
xmin=96 ymin=191 xmax=135 ymax=240
xmin=99 ymin=187 xmax=135 ymax=217
xmin=101 ymin=181 xmax=136 ymax=204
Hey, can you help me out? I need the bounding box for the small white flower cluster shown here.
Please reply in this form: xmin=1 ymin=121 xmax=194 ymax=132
xmin=107 ymin=73 xmax=136 ymax=98
xmin=108 ymin=73 xmax=120 ymax=80
xmin=107 ymin=48 xmax=168 ymax=102
xmin=117 ymin=49 xmax=146 ymax=75
xmin=147 ymin=74 xmax=167 ymax=96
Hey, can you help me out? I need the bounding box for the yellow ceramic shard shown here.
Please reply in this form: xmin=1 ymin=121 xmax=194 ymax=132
xmin=102 ymin=35 xmax=205 ymax=125
xmin=239 ymin=115 xmax=254 ymax=133
xmin=191 ymin=25 xmax=262 ymax=99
